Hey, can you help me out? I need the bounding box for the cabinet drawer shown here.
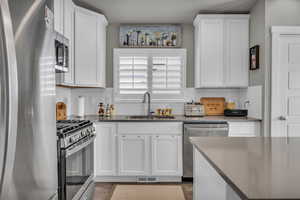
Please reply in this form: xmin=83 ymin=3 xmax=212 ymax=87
xmin=118 ymin=122 xmax=182 ymax=135
xmin=228 ymin=122 xmax=260 ymax=137
xmin=229 ymin=125 xmax=256 ymax=134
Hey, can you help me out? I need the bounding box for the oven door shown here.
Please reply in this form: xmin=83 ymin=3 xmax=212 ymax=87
xmin=60 ymin=136 xmax=95 ymax=200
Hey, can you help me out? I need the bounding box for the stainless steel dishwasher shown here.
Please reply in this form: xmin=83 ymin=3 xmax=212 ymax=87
xmin=183 ymin=122 xmax=229 ymax=179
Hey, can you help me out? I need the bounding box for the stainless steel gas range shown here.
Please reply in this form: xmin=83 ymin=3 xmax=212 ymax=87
xmin=57 ymin=120 xmax=96 ymax=200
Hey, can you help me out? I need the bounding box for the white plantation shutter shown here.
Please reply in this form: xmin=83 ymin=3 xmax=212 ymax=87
xmin=152 ymin=56 xmax=183 ymax=95
xmin=114 ymin=49 xmax=186 ymax=102
xmin=119 ymin=56 xmax=148 ymax=94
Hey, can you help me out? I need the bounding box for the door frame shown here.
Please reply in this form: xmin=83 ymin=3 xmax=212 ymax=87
xmin=271 ymin=26 xmax=300 ymax=137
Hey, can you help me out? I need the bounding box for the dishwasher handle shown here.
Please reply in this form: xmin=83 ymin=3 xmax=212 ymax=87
xmin=184 ymin=127 xmax=229 ymax=132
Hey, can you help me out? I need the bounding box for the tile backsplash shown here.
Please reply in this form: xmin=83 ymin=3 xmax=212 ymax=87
xmin=56 ymin=86 xmax=251 ymax=116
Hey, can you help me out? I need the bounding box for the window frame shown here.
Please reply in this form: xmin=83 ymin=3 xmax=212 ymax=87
xmin=114 ymin=48 xmax=186 ymax=103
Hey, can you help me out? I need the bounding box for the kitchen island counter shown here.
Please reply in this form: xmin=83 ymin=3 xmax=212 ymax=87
xmin=191 ymin=137 xmax=300 ymax=200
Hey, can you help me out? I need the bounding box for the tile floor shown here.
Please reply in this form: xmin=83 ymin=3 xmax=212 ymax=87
xmin=93 ymin=183 xmax=193 ymax=200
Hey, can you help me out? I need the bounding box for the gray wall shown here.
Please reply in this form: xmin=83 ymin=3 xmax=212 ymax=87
xmin=266 ymin=0 xmax=300 ymax=26
xmin=249 ymin=0 xmax=300 ymax=136
xmin=105 ymin=24 xmax=194 ymax=88
xmin=249 ymin=0 xmax=266 ymax=87
xmin=249 ymin=0 xmax=267 ymax=136
xmin=106 ymin=24 xmax=119 ymax=88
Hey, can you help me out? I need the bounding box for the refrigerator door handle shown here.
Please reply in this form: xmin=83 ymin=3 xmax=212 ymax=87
xmin=0 ymin=0 xmax=18 ymax=198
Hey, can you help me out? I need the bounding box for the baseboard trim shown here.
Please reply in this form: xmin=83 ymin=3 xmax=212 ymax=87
xmin=94 ymin=176 xmax=182 ymax=183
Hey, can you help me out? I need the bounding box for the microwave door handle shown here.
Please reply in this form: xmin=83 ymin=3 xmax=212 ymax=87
xmin=63 ymin=45 xmax=68 ymax=67
xmin=0 ymin=0 xmax=18 ymax=198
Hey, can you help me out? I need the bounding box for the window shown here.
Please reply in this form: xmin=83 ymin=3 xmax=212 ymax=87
xmin=119 ymin=56 xmax=148 ymax=94
xmin=114 ymin=49 xmax=186 ymax=102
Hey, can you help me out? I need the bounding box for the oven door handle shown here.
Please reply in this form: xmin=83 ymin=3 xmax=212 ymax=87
xmin=66 ymin=135 xmax=96 ymax=157
xmin=185 ymin=127 xmax=229 ymax=132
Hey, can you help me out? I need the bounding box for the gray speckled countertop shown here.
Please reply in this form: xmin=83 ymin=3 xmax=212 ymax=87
xmin=70 ymin=115 xmax=261 ymax=123
xmin=190 ymin=137 xmax=300 ymax=200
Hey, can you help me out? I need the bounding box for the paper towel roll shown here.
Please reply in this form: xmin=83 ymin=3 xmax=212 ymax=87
xmin=78 ymin=96 xmax=85 ymax=117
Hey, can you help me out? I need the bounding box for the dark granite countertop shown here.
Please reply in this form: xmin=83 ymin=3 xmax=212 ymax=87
xmin=69 ymin=115 xmax=261 ymax=123
xmin=190 ymin=137 xmax=300 ymax=200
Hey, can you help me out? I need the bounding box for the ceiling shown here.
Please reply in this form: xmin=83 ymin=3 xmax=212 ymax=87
xmin=79 ymin=0 xmax=257 ymax=23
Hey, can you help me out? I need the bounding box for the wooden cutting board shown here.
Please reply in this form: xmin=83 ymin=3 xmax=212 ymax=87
xmin=200 ymin=97 xmax=225 ymax=116
xmin=56 ymin=102 xmax=67 ymax=120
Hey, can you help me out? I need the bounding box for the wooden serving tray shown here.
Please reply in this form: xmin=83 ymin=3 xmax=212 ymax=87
xmin=200 ymin=97 xmax=225 ymax=116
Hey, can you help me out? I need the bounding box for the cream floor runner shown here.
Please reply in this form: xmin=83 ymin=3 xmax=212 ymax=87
xmin=111 ymin=185 xmax=186 ymax=200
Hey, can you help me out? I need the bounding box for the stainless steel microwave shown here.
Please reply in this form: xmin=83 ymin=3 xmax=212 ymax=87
xmin=55 ymin=32 xmax=69 ymax=73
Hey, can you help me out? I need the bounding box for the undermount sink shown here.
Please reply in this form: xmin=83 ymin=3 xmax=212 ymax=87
xmin=128 ymin=115 xmax=155 ymax=119
xmin=128 ymin=115 xmax=175 ymax=119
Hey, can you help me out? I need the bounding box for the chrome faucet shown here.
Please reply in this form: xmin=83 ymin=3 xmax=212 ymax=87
xmin=244 ymin=100 xmax=250 ymax=109
xmin=143 ymin=92 xmax=152 ymax=116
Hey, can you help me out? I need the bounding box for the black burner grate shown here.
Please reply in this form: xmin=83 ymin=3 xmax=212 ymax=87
xmin=56 ymin=120 xmax=92 ymax=136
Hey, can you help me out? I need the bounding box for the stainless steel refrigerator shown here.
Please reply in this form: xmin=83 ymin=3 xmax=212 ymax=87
xmin=0 ymin=0 xmax=58 ymax=199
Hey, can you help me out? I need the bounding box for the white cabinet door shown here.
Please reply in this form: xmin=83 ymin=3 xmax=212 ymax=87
xmin=194 ymin=147 xmax=227 ymax=200
xmin=198 ymin=19 xmax=224 ymax=87
xmin=152 ymin=135 xmax=182 ymax=176
xmin=225 ymin=19 xmax=249 ymax=87
xmin=118 ymin=135 xmax=149 ymax=176
xmin=57 ymin=0 xmax=75 ymax=86
xmin=194 ymin=15 xmax=249 ymax=88
xmin=228 ymin=122 xmax=260 ymax=137
xmin=62 ymin=0 xmax=75 ymax=85
xmin=74 ymin=8 xmax=107 ymax=87
xmin=96 ymin=16 xmax=107 ymax=88
xmin=54 ymin=0 xmax=64 ymax=34
xmin=94 ymin=123 xmax=117 ymax=176
xmin=74 ymin=7 xmax=98 ymax=86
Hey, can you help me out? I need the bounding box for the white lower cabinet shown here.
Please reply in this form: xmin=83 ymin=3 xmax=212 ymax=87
xmin=228 ymin=122 xmax=261 ymax=137
xmin=193 ymin=147 xmax=241 ymax=200
xmin=94 ymin=123 xmax=117 ymax=177
xmin=152 ymin=135 xmax=182 ymax=176
xmin=193 ymin=147 xmax=226 ymax=200
xmin=118 ymin=135 xmax=150 ymax=176
xmin=94 ymin=122 xmax=183 ymax=182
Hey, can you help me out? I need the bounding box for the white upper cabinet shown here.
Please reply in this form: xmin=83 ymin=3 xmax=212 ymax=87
xmin=225 ymin=19 xmax=249 ymax=87
xmin=63 ymin=0 xmax=75 ymax=85
xmin=55 ymin=2 xmax=107 ymax=87
xmin=74 ymin=6 xmax=107 ymax=87
xmin=55 ymin=0 xmax=75 ymax=86
xmin=196 ymin=18 xmax=224 ymax=87
xmin=54 ymin=0 xmax=64 ymax=34
xmin=194 ymin=15 xmax=249 ymax=88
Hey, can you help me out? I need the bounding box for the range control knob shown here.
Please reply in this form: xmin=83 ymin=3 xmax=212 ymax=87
xmin=69 ymin=137 xmax=73 ymax=143
xmin=87 ymin=129 xmax=91 ymax=136
xmin=81 ymin=131 xmax=85 ymax=137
